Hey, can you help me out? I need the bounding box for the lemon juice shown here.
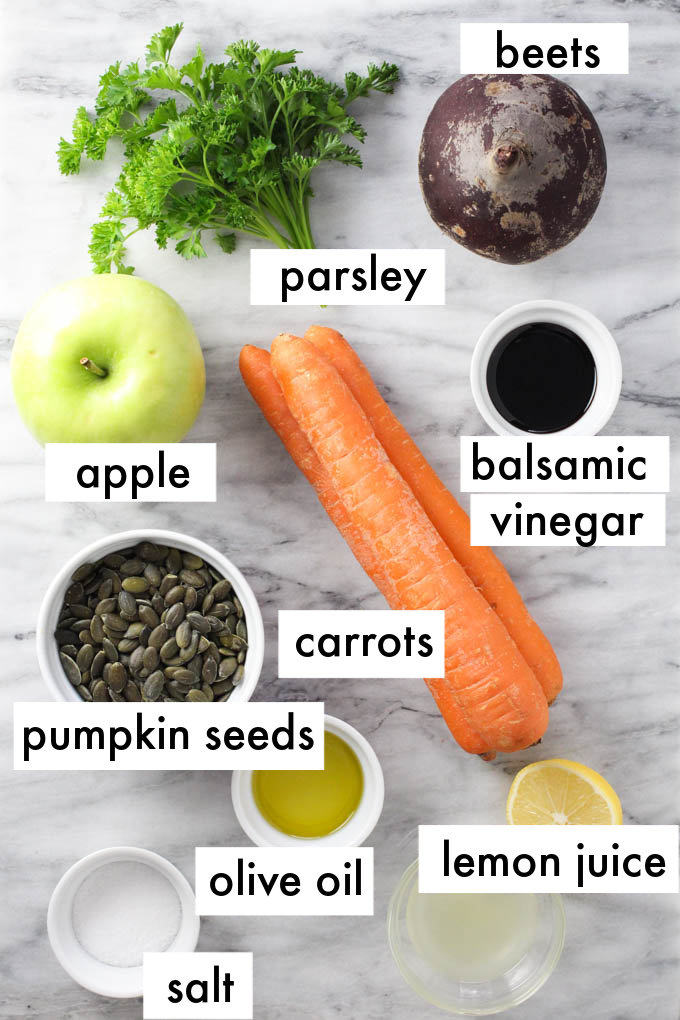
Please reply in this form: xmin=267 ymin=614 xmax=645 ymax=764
xmin=252 ymin=730 xmax=364 ymax=838
xmin=406 ymin=889 xmax=539 ymax=983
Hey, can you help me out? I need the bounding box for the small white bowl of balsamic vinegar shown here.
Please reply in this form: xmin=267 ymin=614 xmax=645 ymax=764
xmin=470 ymin=299 xmax=622 ymax=437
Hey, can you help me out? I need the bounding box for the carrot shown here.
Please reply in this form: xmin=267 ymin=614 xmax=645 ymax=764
xmin=239 ymin=345 xmax=398 ymax=599
xmin=271 ymin=333 xmax=549 ymax=757
xmin=304 ymin=324 xmax=562 ymax=704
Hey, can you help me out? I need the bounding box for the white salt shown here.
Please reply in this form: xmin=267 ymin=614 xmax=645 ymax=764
xmin=72 ymin=861 xmax=182 ymax=968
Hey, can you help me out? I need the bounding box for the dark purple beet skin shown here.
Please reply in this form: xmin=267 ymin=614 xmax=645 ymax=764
xmin=418 ymin=74 xmax=607 ymax=264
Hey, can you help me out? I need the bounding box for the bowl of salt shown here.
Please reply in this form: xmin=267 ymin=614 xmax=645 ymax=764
xmin=47 ymin=846 xmax=200 ymax=997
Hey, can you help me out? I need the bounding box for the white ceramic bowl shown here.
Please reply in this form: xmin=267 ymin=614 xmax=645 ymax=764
xmin=231 ymin=714 xmax=385 ymax=847
xmin=37 ymin=529 xmax=264 ymax=703
xmin=47 ymin=846 xmax=200 ymax=998
xmin=470 ymin=299 xmax=622 ymax=437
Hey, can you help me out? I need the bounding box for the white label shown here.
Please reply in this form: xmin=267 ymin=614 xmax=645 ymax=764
xmin=278 ymin=610 xmax=445 ymax=678
xmin=14 ymin=703 xmax=323 ymax=770
xmin=250 ymin=249 xmax=445 ymax=305
xmin=469 ymin=493 xmax=666 ymax=547
xmin=143 ymin=952 xmax=253 ymax=1019
xmin=45 ymin=444 xmax=217 ymax=502
xmin=460 ymin=437 xmax=670 ymax=493
xmin=419 ymin=825 xmax=679 ymax=894
xmin=460 ymin=23 xmax=629 ymax=74
xmin=195 ymin=848 xmax=373 ymax=916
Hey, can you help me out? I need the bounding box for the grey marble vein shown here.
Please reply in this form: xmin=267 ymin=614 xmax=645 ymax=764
xmin=1 ymin=0 xmax=679 ymax=1018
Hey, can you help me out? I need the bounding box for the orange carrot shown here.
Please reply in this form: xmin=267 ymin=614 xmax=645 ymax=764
xmin=271 ymin=333 xmax=548 ymax=757
xmin=304 ymin=324 xmax=562 ymax=704
xmin=239 ymin=345 xmax=397 ymax=600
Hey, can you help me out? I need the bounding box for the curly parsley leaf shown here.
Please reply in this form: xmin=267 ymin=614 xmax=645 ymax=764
xmin=57 ymin=24 xmax=399 ymax=272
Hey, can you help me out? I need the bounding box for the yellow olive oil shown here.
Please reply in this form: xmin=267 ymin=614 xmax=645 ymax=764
xmin=252 ymin=731 xmax=364 ymax=838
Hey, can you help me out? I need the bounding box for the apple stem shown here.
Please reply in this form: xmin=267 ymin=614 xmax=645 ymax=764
xmin=80 ymin=357 xmax=107 ymax=378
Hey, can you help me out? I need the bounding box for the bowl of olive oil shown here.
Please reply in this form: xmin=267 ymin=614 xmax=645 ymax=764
xmin=231 ymin=714 xmax=384 ymax=847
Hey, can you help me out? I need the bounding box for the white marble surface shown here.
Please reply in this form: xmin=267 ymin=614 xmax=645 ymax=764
xmin=1 ymin=0 xmax=679 ymax=1017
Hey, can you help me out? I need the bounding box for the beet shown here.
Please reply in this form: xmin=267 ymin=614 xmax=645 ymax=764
xmin=419 ymin=74 xmax=607 ymax=264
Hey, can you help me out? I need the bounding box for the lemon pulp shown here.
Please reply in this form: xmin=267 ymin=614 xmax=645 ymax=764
xmin=252 ymin=731 xmax=364 ymax=838
xmin=507 ymin=758 xmax=622 ymax=825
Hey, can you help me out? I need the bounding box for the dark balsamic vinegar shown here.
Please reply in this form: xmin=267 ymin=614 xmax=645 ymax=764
xmin=486 ymin=321 xmax=597 ymax=433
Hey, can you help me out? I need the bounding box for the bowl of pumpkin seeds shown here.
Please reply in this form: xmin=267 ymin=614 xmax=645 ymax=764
xmin=37 ymin=530 xmax=264 ymax=705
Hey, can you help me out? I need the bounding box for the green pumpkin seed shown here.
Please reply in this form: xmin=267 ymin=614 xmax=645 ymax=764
xmin=102 ymin=637 xmax=118 ymax=662
xmin=78 ymin=629 xmax=92 ymax=645
xmin=72 ymin=562 xmax=95 ymax=583
xmin=95 ymin=598 xmax=117 ymax=615
xmin=202 ymin=592 xmax=215 ymax=614
xmin=160 ymin=637 xmax=179 ymax=662
xmin=181 ymin=553 xmax=203 ymax=570
xmin=233 ymin=665 xmax=244 ymax=685
xmin=118 ymin=590 xmax=138 ymax=617
xmin=234 ymin=597 xmax=244 ymax=619
xmin=120 ymin=558 xmax=144 ymax=577
xmin=159 ymin=574 xmax=178 ymax=597
xmin=96 ymin=578 xmax=114 ymax=600
xmin=91 ymin=649 xmax=106 ymax=678
xmin=102 ymin=613 xmax=127 ymax=632
xmin=164 ymin=585 xmax=185 ymax=606
xmin=76 ymin=644 xmax=95 ymax=671
xmin=151 ymin=593 xmax=165 ymax=616
xmin=179 ymin=568 xmax=204 ymax=588
xmin=122 ymin=576 xmax=150 ymax=594
xmin=202 ymin=657 xmax=217 ymax=685
xmin=124 ymin=621 xmax=145 ymax=639
xmin=108 ymin=662 xmax=128 ymax=693
xmin=210 ymin=580 xmax=233 ymax=602
xmin=165 ymin=602 xmax=185 ymax=630
xmin=116 ymin=638 xmax=137 ymax=653
xmin=124 ymin=681 xmax=141 ymax=701
xmin=186 ymin=689 xmax=208 ymax=702
xmin=143 ymin=671 xmax=165 ymax=701
xmin=198 ymin=636 xmax=211 ymax=654
xmin=149 ymin=624 xmax=170 ymax=649
xmin=69 ymin=603 xmax=93 ymax=620
xmin=65 ymin=581 xmax=85 ymax=605
xmin=61 ymin=643 xmax=78 ymax=659
xmin=200 ymin=684 xmax=214 ymax=702
xmin=135 ymin=541 xmax=164 ymax=562
xmin=60 ymin=652 xmax=81 ymax=686
xmin=144 ymin=563 xmax=162 ymax=587
xmin=166 ymin=548 xmax=182 ymax=573
xmin=219 ymin=657 xmax=237 ymax=678
xmin=129 ymin=645 xmax=145 ymax=674
xmin=236 ymin=619 xmax=248 ymax=640
xmin=183 ymin=586 xmax=198 ymax=611
xmin=77 ymin=684 xmax=93 ymax=701
xmin=186 ymin=611 xmax=210 ymax=634
xmin=92 ymin=680 xmax=108 ymax=701
xmin=142 ymin=646 xmax=160 ymax=670
xmin=212 ymin=678 xmax=234 ymax=696
xmin=138 ymin=604 xmax=160 ymax=628
xmin=179 ymin=631 xmax=200 ymax=663
xmin=90 ymin=615 xmax=104 ymax=643
xmin=176 ymin=620 xmax=192 ymax=648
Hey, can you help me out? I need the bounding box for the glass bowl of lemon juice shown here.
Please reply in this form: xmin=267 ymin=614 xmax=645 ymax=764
xmin=387 ymin=859 xmax=565 ymax=1015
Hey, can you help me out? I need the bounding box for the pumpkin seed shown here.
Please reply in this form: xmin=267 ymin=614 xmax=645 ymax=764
xmin=122 ymin=576 xmax=150 ymax=594
xmin=201 ymin=684 xmax=214 ymax=701
xmin=125 ymin=681 xmax=142 ymax=701
xmin=102 ymin=613 xmax=127 ymax=632
xmin=151 ymin=592 xmax=165 ymax=616
xmin=102 ymin=637 xmax=119 ymax=662
xmin=136 ymin=541 xmax=164 ymax=562
xmin=95 ymin=597 xmax=117 ymax=615
xmin=186 ymin=611 xmax=210 ymax=634
xmin=142 ymin=645 xmax=160 ymax=671
xmin=60 ymin=653 xmax=81 ymax=686
xmin=92 ymin=680 xmax=109 ymax=701
xmin=146 ymin=624 xmax=167 ymax=650
xmin=118 ymin=591 xmax=138 ymax=618
xmin=72 ymin=562 xmax=95 ymax=582
xmin=159 ymin=574 xmax=178 ymax=597
xmin=179 ymin=631 xmax=200 ymax=663
xmin=65 ymin=581 xmax=85 ymax=604
xmin=166 ymin=548 xmax=182 ymax=573
xmin=180 ymin=568 xmax=204 ymax=588
xmin=76 ymin=644 xmax=95 ymax=671
xmin=219 ymin=657 xmax=237 ymax=678
xmin=202 ymin=592 xmax=215 ymax=614
xmin=109 ymin=689 xmax=126 ymax=702
xmin=129 ymin=645 xmax=145 ymax=674
xmin=104 ymin=552 xmax=125 ymax=569
xmin=210 ymin=579 xmax=233 ymax=602
xmin=138 ymin=604 xmax=160 ymax=628
xmin=186 ymin=689 xmax=208 ymax=702
xmin=160 ymin=637 xmax=179 ymax=662
xmin=69 ymin=603 xmax=93 ymax=620
xmin=236 ymin=619 xmax=248 ymax=640
xmin=183 ymin=586 xmax=198 ymax=611
xmin=164 ymin=585 xmax=185 ymax=606
xmin=143 ymin=671 xmax=165 ymax=701
xmin=108 ymin=662 xmax=128 ymax=693
xmin=212 ymin=679 xmax=234 ymax=696
xmin=176 ymin=620 xmax=192 ymax=648
xmin=202 ymin=657 xmax=217 ymax=685
xmin=233 ymin=665 xmax=244 ymax=685
xmin=165 ymin=602 xmax=185 ymax=630
xmin=77 ymin=684 xmax=93 ymax=701
xmin=144 ymin=563 xmax=162 ymax=586
xmin=120 ymin=558 xmax=144 ymax=576
xmin=91 ymin=649 xmax=106 ymax=678
xmin=61 ymin=643 xmax=78 ymax=659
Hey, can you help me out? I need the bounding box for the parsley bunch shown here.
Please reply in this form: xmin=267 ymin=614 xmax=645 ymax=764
xmin=57 ymin=24 xmax=399 ymax=273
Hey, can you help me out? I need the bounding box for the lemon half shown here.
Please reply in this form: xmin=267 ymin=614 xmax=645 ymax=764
xmin=507 ymin=758 xmax=622 ymax=825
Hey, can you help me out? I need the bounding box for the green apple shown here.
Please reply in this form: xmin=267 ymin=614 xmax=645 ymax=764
xmin=11 ymin=274 xmax=206 ymax=443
